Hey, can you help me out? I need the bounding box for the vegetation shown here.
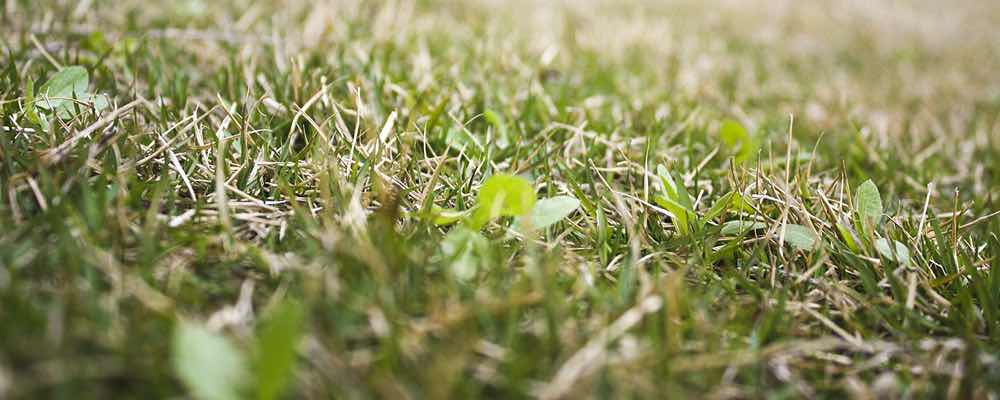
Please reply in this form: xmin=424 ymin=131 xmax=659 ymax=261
xmin=2 ymin=0 xmax=1000 ymax=398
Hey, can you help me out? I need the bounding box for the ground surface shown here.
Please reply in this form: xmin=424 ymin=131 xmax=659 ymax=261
xmin=3 ymin=0 xmax=1000 ymax=398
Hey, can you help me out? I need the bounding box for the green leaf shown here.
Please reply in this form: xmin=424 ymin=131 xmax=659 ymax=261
xmin=721 ymin=220 xmax=766 ymax=236
xmin=90 ymin=93 xmax=111 ymax=114
xmin=719 ymin=119 xmax=747 ymax=147
xmin=524 ymin=195 xmax=580 ymax=230
xmin=719 ymin=119 xmax=757 ymax=163
xmin=702 ymin=191 xmax=736 ymax=223
xmin=654 ymin=194 xmax=692 ymax=236
xmin=429 ymin=205 xmax=470 ymax=226
xmin=656 ymin=165 xmax=696 ymax=236
xmin=483 ymin=110 xmax=509 ymax=149
xmin=35 ymin=66 xmax=89 ymax=117
xmin=469 ymin=174 xmax=536 ymax=230
xmin=83 ymin=31 xmax=113 ymax=54
xmin=173 ymin=320 xmax=248 ymax=400
xmin=875 ymin=238 xmax=911 ymax=267
xmin=855 ymin=179 xmax=883 ymax=232
xmin=28 ymin=66 xmax=107 ymax=122
xmin=23 ymin=77 xmax=46 ymax=129
xmin=441 ymin=226 xmax=490 ymax=280
xmin=656 ymin=165 xmax=693 ymax=209
xmin=255 ymin=301 xmax=305 ymax=400
xmin=728 ymin=192 xmax=755 ymax=213
xmin=782 ymin=224 xmax=818 ymax=251
xmin=836 ymin=220 xmax=861 ymax=252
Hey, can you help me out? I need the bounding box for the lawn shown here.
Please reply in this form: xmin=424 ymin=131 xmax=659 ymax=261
xmin=2 ymin=0 xmax=1000 ymax=398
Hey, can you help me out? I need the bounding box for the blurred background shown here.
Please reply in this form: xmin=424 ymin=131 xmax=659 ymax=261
xmin=9 ymin=0 xmax=1000 ymax=172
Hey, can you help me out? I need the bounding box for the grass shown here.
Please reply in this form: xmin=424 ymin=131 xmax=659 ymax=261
xmin=2 ymin=0 xmax=1000 ymax=398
